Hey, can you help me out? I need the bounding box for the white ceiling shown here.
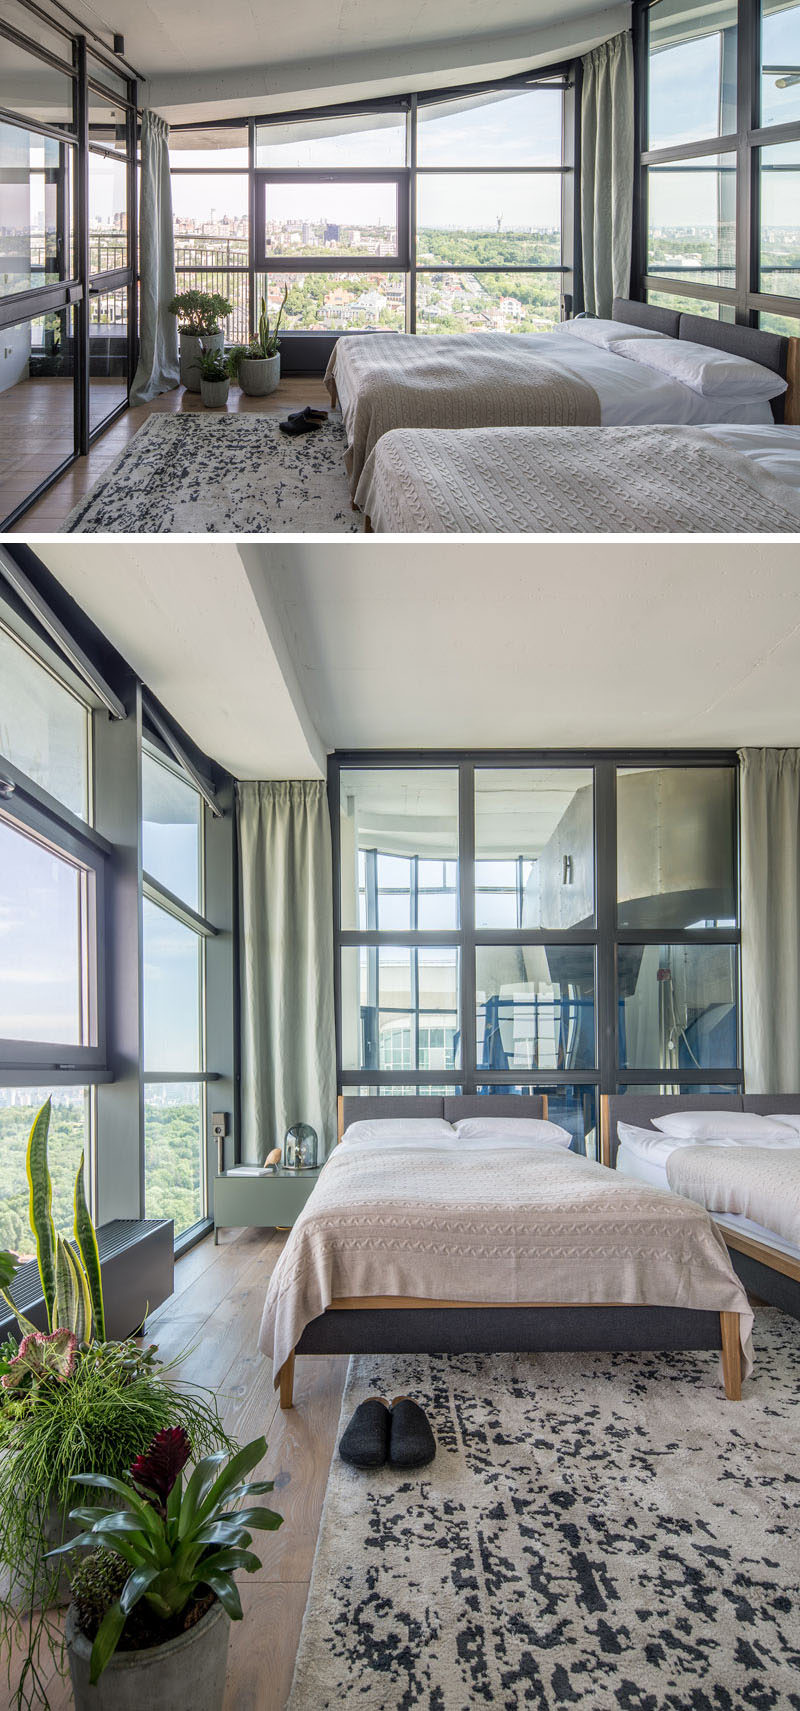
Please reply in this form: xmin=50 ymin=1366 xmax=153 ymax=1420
xmin=38 ymin=539 xmax=800 ymax=780
xmin=63 ymin=0 xmax=627 ymax=120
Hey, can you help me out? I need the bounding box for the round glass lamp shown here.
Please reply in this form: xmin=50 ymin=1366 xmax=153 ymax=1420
xmin=284 ymin=1123 xmax=319 ymax=1170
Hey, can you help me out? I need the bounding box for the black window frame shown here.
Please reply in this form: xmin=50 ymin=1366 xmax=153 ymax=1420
xmin=253 ymin=166 xmax=411 ymax=273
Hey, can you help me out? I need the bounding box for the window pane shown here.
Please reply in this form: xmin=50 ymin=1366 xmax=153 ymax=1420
xmin=141 ymin=750 xmax=201 ymax=910
xmin=89 ymin=150 xmax=127 ymax=273
xmin=476 ymin=946 xmax=595 ymax=1072
xmin=617 ymin=768 xmax=737 ymax=928
xmin=475 ymin=769 xmax=594 ymax=930
xmin=760 ymin=310 xmax=800 ymax=336
xmin=143 ymin=900 xmax=201 ymax=1071
xmin=0 ymin=816 xmax=92 ymax=1045
xmin=90 ymin=284 xmax=128 ymax=430
xmin=618 ymin=944 xmax=738 ymax=1070
xmin=339 ymin=769 xmax=459 ymax=929
xmin=0 ymin=1087 xmax=89 ymax=1254
xmin=87 ymin=92 xmax=128 ymax=154
xmin=417 ymin=88 xmax=562 ymax=167
xmin=0 ymin=125 xmax=74 ymax=295
xmin=341 ymin=947 xmax=460 ymax=1071
xmin=417 ymin=174 xmax=561 ymax=268
xmin=0 ymin=2 xmax=72 ymax=66
xmin=172 ymin=172 xmax=248 ymax=261
xmin=145 ymin=1082 xmax=204 ymax=1237
xmin=646 ymin=290 xmax=735 ymax=321
xmin=473 ymin=1084 xmax=598 ymax=1158
xmin=170 ymin=128 xmax=249 ymax=169
xmin=648 ymin=0 xmax=737 ymax=148
xmin=262 ymin=181 xmax=399 ymax=260
xmin=760 ymin=141 xmax=800 ymax=299
xmin=762 ymin=0 xmax=800 ymax=126
xmin=647 ymin=157 xmax=736 ymax=287
xmin=257 ymin=269 xmax=404 ymax=332
xmin=0 ymin=624 xmax=88 ymax=815
xmin=417 ymin=269 xmax=562 ymax=333
xmin=255 ymin=112 xmax=406 ymax=169
xmin=0 ymin=36 xmax=74 ymax=128
xmin=0 ymin=305 xmax=76 ymax=524
xmin=87 ymin=55 xmax=130 ymax=102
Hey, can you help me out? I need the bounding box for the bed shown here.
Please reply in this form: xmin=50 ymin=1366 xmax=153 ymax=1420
xmin=354 ymin=422 xmax=800 ymax=534
xmin=325 ymin=299 xmax=798 ymax=494
xmin=258 ymin=1095 xmax=752 ymax=1410
xmin=602 ymin=1094 xmax=800 ymax=1322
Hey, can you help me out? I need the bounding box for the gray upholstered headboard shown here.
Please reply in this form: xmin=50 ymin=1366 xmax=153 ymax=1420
xmin=338 ymin=1093 xmax=546 ymax=1138
xmin=679 ymin=312 xmax=789 ymax=422
xmin=612 ymin=297 xmax=680 ymax=338
xmin=604 ymin=1093 xmax=745 ymax=1168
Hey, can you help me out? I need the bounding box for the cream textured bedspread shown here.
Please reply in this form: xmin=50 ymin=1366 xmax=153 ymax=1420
xmin=354 ymin=424 xmax=800 ymax=533
xmin=324 ymin=334 xmax=601 ymax=492
xmin=666 ymin=1146 xmax=800 ymax=1249
xmin=259 ymin=1144 xmax=752 ymax=1381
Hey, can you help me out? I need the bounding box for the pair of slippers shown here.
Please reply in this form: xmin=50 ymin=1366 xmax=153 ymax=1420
xmin=339 ymin=1395 xmax=436 ymax=1470
xmin=279 ymin=406 xmax=328 ymax=437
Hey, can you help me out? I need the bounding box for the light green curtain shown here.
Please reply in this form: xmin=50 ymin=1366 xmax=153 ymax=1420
xmin=580 ymin=32 xmax=634 ymax=318
xmin=739 ymin=749 xmax=800 ymax=1092
xmin=237 ymin=780 xmax=337 ymax=1163
xmin=130 ymin=111 xmax=179 ymax=404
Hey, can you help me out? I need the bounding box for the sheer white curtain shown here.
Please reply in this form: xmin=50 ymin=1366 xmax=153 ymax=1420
xmin=580 ymin=32 xmax=634 ymax=318
xmin=237 ymin=781 xmax=337 ymax=1164
xmin=130 ymin=111 xmax=179 ymax=405
xmin=739 ymin=749 xmax=800 ymax=1091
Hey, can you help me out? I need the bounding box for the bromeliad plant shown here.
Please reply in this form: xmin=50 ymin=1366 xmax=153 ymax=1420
xmin=0 ymin=1102 xmax=233 ymax=1711
xmin=52 ymin=1428 xmax=282 ymax=1682
xmin=197 ymin=345 xmax=230 ymax=383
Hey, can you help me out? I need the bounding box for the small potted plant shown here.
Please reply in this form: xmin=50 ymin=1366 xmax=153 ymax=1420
xmin=54 ymin=1427 xmax=282 ymax=1711
xmin=198 ymin=344 xmax=230 ymax=409
xmin=166 ymin=291 xmax=232 ymax=392
xmin=227 ymin=288 xmax=288 ymax=397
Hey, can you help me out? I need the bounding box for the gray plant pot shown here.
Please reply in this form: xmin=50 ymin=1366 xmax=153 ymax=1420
xmin=66 ymin=1597 xmax=230 ymax=1711
xmin=180 ymin=330 xmax=223 ymax=392
xmin=200 ymin=376 xmax=230 ymax=409
xmin=238 ymin=353 xmax=280 ymax=397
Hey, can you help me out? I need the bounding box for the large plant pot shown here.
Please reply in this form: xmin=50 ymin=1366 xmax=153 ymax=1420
xmin=180 ymin=330 xmax=223 ymax=392
xmin=200 ymin=377 xmax=230 ymax=408
xmin=238 ymin=353 xmax=280 ymax=397
xmin=66 ymin=1597 xmax=230 ymax=1711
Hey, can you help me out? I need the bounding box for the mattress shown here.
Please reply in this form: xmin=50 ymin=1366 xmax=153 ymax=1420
xmin=354 ymin=421 xmax=800 ymax=534
xmin=617 ymin=1142 xmax=800 ymax=1265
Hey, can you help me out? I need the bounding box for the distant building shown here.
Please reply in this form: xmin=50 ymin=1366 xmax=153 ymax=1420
xmin=324 ymin=222 xmax=340 ymax=243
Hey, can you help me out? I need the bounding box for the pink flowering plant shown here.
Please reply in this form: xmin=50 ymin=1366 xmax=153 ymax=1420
xmin=1 ymin=1330 xmax=78 ymax=1395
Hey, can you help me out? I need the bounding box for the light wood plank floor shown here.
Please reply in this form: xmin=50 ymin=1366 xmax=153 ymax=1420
xmin=4 ymin=378 xmax=332 ymax=534
xmin=6 ymin=1228 xmax=347 ymax=1710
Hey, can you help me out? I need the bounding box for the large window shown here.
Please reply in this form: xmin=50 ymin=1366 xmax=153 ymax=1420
xmin=636 ymin=0 xmax=800 ymax=334
xmin=169 ymin=128 xmax=250 ymax=344
xmin=333 ymin=755 xmax=741 ymax=1158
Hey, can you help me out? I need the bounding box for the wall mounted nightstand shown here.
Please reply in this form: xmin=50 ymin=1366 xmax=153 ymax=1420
xmin=213 ymin=1165 xmax=323 ymax=1242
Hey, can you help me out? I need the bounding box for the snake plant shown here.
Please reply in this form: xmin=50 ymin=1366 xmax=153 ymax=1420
xmin=2 ymin=1099 xmax=106 ymax=1342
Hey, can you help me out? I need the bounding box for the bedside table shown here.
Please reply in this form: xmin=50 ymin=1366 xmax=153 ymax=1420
xmin=213 ymin=1166 xmax=323 ymax=1242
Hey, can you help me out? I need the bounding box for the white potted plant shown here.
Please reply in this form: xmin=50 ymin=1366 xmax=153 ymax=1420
xmin=227 ymin=287 xmax=288 ymax=397
xmin=167 ymin=291 xmax=233 ymax=392
xmin=198 ymin=345 xmax=231 ymax=409
xmin=53 ymin=1427 xmax=282 ymax=1711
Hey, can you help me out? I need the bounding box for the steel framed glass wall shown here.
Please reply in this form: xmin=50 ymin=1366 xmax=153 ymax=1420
xmin=171 ymin=62 xmax=578 ymax=347
xmin=331 ymin=753 xmax=741 ymax=1160
xmin=634 ymin=0 xmax=800 ymax=337
xmin=0 ymin=4 xmax=137 ymax=527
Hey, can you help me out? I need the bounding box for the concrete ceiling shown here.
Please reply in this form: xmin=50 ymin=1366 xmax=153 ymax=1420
xmin=62 ymin=0 xmax=628 ymax=121
xmin=38 ymin=540 xmax=800 ymax=781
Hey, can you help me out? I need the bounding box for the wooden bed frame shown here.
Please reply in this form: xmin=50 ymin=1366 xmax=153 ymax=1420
xmin=601 ymin=1093 xmax=800 ymax=1314
xmin=274 ymin=1094 xmax=744 ymax=1409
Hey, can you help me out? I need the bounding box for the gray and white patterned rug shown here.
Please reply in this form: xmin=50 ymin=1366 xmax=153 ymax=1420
xmin=289 ymin=1310 xmax=800 ymax=1710
xmin=65 ymin=411 xmax=361 ymax=533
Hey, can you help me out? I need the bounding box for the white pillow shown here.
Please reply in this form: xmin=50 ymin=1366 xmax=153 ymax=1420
xmin=558 ymin=317 xmax=667 ymax=350
xmin=453 ymin=1117 xmax=572 ymax=1147
xmin=771 ymin=1113 xmax=800 ymax=1135
xmin=609 ymin=337 xmax=787 ymax=402
xmin=340 ymin=1118 xmax=454 ymax=1147
xmin=651 ymin=1111 xmax=794 ymax=1142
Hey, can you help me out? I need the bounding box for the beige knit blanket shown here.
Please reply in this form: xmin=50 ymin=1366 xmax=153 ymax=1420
xmin=325 ymin=334 xmax=601 ymax=492
xmin=666 ymin=1146 xmax=800 ymax=1249
xmin=354 ymin=423 xmax=800 ymax=533
xmin=259 ymin=1144 xmax=752 ymax=1380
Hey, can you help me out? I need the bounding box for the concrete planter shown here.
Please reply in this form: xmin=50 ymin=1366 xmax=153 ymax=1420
xmin=179 ymin=330 xmax=223 ymax=392
xmin=238 ymin=353 xmax=280 ymax=397
xmin=66 ymin=1597 xmax=230 ymax=1711
xmin=200 ymin=376 xmax=230 ymax=409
